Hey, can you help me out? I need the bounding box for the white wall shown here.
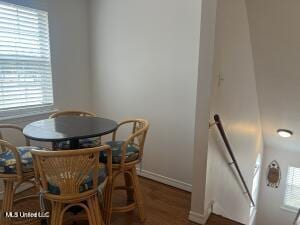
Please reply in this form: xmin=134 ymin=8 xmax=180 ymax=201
xmin=246 ymin=1 xmax=300 ymax=224
xmin=246 ymin=0 xmax=300 ymax=153
xmin=48 ymin=0 xmax=92 ymax=110
xmin=89 ymin=0 xmax=202 ymax=188
xmin=204 ymin=0 xmax=264 ymax=224
xmin=256 ymin=148 xmax=299 ymax=225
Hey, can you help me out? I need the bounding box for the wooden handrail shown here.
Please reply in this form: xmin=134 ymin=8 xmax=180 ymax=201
xmin=213 ymin=114 xmax=256 ymax=207
xmin=293 ymin=208 xmax=300 ymax=225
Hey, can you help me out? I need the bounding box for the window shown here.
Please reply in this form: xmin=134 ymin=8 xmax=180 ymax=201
xmin=0 ymin=1 xmax=53 ymax=117
xmin=284 ymin=166 xmax=300 ymax=209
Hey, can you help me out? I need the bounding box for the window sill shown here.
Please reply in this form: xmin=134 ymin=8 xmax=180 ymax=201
xmin=281 ymin=205 xmax=298 ymax=214
xmin=0 ymin=109 xmax=58 ymax=123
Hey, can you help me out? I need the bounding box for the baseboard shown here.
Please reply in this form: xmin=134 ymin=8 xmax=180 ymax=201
xmin=0 ymin=183 xmax=34 ymax=200
xmin=188 ymin=200 xmax=213 ymax=224
xmin=188 ymin=210 xmax=211 ymax=224
xmin=136 ymin=168 xmax=192 ymax=192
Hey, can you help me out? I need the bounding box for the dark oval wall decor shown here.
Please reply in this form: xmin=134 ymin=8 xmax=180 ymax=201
xmin=267 ymin=160 xmax=281 ymax=188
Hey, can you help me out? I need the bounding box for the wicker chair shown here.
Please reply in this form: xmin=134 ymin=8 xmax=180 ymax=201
xmin=49 ymin=110 xmax=101 ymax=149
xmin=103 ymin=119 xmax=149 ymax=223
xmin=0 ymin=124 xmax=43 ymax=225
xmin=31 ymin=145 xmax=112 ymax=225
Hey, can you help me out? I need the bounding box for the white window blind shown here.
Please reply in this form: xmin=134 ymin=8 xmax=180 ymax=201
xmin=284 ymin=166 xmax=300 ymax=209
xmin=0 ymin=1 xmax=53 ymax=116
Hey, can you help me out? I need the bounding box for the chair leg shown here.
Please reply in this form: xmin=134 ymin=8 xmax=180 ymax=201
xmin=109 ymin=168 xmax=145 ymax=222
xmin=131 ymin=168 xmax=145 ymax=222
xmin=124 ymin=172 xmax=134 ymax=202
xmin=1 ymin=180 xmax=15 ymax=225
xmin=86 ymin=199 xmax=94 ymax=225
xmin=49 ymin=201 xmax=56 ymax=225
xmin=103 ymin=181 xmax=112 ymax=225
xmin=91 ymin=195 xmax=104 ymax=225
xmin=51 ymin=202 xmax=63 ymax=225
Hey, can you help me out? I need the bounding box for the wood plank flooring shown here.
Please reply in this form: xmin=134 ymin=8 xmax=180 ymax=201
xmin=109 ymin=177 xmax=242 ymax=225
xmin=207 ymin=214 xmax=244 ymax=225
xmin=1 ymin=176 xmax=242 ymax=225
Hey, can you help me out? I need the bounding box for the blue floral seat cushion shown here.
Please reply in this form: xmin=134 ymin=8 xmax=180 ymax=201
xmin=0 ymin=146 xmax=43 ymax=174
xmin=100 ymin=141 xmax=139 ymax=164
xmin=55 ymin=138 xmax=100 ymax=150
xmin=47 ymin=167 xmax=107 ymax=195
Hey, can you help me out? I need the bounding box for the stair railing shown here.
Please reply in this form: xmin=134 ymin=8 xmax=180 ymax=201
xmin=212 ymin=114 xmax=256 ymax=207
xmin=293 ymin=208 xmax=300 ymax=225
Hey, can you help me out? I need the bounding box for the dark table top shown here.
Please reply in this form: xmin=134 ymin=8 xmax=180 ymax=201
xmin=23 ymin=116 xmax=118 ymax=142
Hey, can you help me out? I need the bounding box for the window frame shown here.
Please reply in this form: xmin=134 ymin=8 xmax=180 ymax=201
xmin=0 ymin=0 xmax=55 ymax=118
xmin=282 ymin=166 xmax=300 ymax=213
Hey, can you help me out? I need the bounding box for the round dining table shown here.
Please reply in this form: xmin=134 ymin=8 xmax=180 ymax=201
xmin=23 ymin=116 xmax=118 ymax=149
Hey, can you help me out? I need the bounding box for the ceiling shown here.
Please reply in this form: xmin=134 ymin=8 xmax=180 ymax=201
xmin=246 ymin=0 xmax=300 ymax=151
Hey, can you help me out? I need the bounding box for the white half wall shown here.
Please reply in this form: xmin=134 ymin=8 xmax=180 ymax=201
xmin=189 ymin=0 xmax=217 ymax=224
xmin=204 ymin=0 xmax=264 ymax=224
xmin=89 ymin=0 xmax=203 ymax=186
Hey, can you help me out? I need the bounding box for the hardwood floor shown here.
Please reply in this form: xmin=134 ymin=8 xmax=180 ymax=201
xmin=1 ymin=176 xmax=242 ymax=225
xmin=98 ymin=177 xmax=242 ymax=225
xmin=106 ymin=176 xmax=195 ymax=225
xmin=206 ymin=214 xmax=244 ymax=225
